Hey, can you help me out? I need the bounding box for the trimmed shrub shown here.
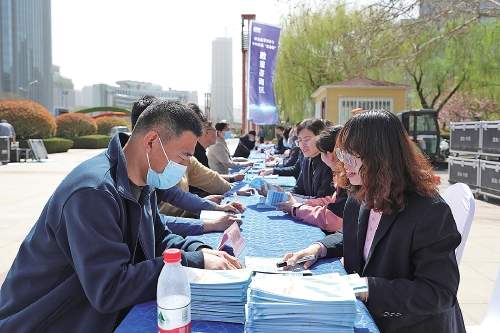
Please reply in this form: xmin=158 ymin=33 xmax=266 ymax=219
xmin=56 ymin=113 xmax=97 ymax=139
xmin=43 ymin=137 xmax=74 ymax=154
xmin=0 ymin=99 xmax=56 ymax=139
xmin=96 ymin=116 xmax=130 ymax=135
xmin=73 ymin=135 xmax=111 ymax=149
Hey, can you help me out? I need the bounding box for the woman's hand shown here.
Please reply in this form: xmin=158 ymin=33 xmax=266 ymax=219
xmin=281 ymin=243 xmax=322 ymax=269
xmin=276 ymin=193 xmax=297 ymax=215
xmin=256 ymin=184 xmax=283 ymax=197
xmin=259 ymin=168 xmax=273 ymax=176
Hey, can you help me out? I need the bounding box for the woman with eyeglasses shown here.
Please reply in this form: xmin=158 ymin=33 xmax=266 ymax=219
xmin=276 ymin=126 xmax=347 ymax=233
xmin=283 ymin=110 xmax=465 ymax=333
xmin=291 ymin=119 xmax=335 ymax=198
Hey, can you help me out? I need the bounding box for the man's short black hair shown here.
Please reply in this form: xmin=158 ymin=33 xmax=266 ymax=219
xmin=131 ymin=95 xmax=157 ymax=128
xmin=215 ymin=122 xmax=229 ymax=132
xmin=276 ymin=125 xmax=285 ymax=131
xmin=133 ymin=100 xmax=203 ymax=140
xmin=248 ymin=130 xmax=256 ymax=136
xmin=187 ymin=103 xmax=208 ymax=124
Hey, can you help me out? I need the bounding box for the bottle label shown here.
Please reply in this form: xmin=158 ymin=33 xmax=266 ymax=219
xmin=158 ymin=303 xmax=191 ymax=333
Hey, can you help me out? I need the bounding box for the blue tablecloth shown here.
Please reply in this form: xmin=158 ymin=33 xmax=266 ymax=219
xmin=115 ymin=195 xmax=379 ymax=333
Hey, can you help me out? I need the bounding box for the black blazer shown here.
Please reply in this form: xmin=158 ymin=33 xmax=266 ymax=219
xmin=292 ymin=154 xmax=334 ymax=198
xmin=320 ymin=193 xmax=466 ymax=333
xmin=273 ymin=151 xmax=303 ymax=179
xmin=281 ymin=146 xmax=301 ymax=168
xmin=275 ymin=136 xmax=286 ymax=154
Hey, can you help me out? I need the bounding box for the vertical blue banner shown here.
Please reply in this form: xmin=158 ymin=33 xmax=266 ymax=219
xmin=248 ymin=21 xmax=281 ymax=125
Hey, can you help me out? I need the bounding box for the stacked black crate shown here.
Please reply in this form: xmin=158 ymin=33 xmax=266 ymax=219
xmin=449 ymin=122 xmax=481 ymax=190
xmin=479 ymin=121 xmax=500 ymax=199
xmin=0 ymin=136 xmax=10 ymax=165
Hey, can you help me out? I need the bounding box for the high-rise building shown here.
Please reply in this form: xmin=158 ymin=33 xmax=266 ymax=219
xmin=53 ymin=65 xmax=75 ymax=112
xmin=79 ymin=81 xmax=198 ymax=110
xmin=0 ymin=0 xmax=53 ymax=112
xmin=419 ymin=0 xmax=499 ymax=20
xmin=211 ymin=37 xmax=233 ymax=123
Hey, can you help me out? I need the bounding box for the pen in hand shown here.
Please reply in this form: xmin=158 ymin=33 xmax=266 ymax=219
xmin=276 ymin=255 xmax=316 ymax=268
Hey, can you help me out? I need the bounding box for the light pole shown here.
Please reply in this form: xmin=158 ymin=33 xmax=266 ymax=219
xmin=17 ymin=80 xmax=38 ymax=99
xmin=241 ymin=14 xmax=255 ymax=134
xmin=204 ymin=92 xmax=212 ymax=121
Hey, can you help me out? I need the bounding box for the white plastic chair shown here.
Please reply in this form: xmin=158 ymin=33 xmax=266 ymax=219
xmin=466 ymin=268 xmax=500 ymax=332
xmin=442 ymin=183 xmax=475 ymax=264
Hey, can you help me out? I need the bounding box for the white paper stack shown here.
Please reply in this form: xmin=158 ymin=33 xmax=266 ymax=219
xmin=185 ymin=267 xmax=252 ymax=324
xmin=245 ymin=273 xmax=356 ymax=333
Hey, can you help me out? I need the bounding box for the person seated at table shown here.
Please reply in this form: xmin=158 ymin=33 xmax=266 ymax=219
xmin=281 ymin=125 xmax=301 ymax=167
xmin=292 ymin=119 xmax=334 ymax=197
xmin=183 ymin=103 xmax=248 ymax=197
xmin=0 ymin=100 xmax=242 ymax=333
xmin=233 ymin=130 xmax=257 ymax=159
xmin=260 ymin=124 xmax=302 ymax=178
xmin=207 ymin=121 xmax=253 ymax=174
xmin=282 ymin=110 xmax=465 ymax=333
xmin=274 ymin=125 xmax=286 ymax=154
xmin=277 ymin=126 xmax=347 ymax=233
xmin=130 ymin=98 xmax=247 ymax=221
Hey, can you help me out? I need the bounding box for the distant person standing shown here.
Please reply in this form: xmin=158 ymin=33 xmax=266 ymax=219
xmin=0 ymin=119 xmax=16 ymax=143
xmin=274 ymin=125 xmax=286 ymax=154
xmin=257 ymin=127 xmax=265 ymax=144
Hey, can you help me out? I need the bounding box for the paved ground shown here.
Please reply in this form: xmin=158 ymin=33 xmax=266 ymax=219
xmin=0 ymin=147 xmax=499 ymax=326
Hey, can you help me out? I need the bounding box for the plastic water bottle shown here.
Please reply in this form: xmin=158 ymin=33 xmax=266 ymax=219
xmin=157 ymin=249 xmax=191 ymax=333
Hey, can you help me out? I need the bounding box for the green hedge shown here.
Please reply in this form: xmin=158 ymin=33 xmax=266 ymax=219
xmin=73 ymin=135 xmax=111 ymax=149
xmin=96 ymin=117 xmax=129 ymax=135
xmin=43 ymin=137 xmax=74 ymax=154
xmin=56 ymin=113 xmax=97 ymax=139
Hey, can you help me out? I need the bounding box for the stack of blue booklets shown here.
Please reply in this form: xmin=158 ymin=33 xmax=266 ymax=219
xmin=245 ymin=272 xmax=357 ymax=332
xmin=185 ymin=267 xmax=252 ymax=324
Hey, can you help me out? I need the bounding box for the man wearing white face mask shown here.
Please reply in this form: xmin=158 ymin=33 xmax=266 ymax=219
xmin=0 ymin=100 xmax=241 ymax=333
xmin=207 ymin=121 xmax=253 ymax=174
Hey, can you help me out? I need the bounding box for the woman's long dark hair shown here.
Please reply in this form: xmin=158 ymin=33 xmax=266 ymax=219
xmin=336 ymin=110 xmax=437 ymax=214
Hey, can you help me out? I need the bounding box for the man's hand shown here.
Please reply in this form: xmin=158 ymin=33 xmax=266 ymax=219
xmin=236 ymin=188 xmax=255 ymax=196
xmin=216 ymin=201 xmax=245 ymax=213
xmin=231 ymin=173 xmax=245 ymax=182
xmin=282 ymin=243 xmax=322 ymax=270
xmin=202 ymin=214 xmax=242 ymax=233
xmin=201 ymin=249 xmax=242 ymax=270
xmin=205 ymin=195 xmax=224 ymax=204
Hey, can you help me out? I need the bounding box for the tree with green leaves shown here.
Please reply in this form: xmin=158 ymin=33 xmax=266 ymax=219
xmin=274 ymin=0 xmax=499 ymax=124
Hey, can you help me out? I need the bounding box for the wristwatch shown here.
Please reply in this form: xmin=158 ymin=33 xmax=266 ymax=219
xmin=291 ymin=203 xmax=304 ymax=217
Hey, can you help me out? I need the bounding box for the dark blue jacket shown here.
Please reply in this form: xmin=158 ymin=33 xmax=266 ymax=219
xmin=157 ymin=186 xmax=216 ymax=236
xmin=0 ymin=134 xmax=208 ymax=333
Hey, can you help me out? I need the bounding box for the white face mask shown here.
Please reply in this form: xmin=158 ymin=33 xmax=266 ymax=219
xmin=145 ymin=136 xmax=187 ymax=189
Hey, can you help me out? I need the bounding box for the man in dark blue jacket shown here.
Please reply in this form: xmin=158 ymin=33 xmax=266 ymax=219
xmin=0 ymin=100 xmax=241 ymax=332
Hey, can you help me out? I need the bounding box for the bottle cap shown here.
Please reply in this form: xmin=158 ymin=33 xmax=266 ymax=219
xmin=163 ymin=249 xmax=181 ymax=263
